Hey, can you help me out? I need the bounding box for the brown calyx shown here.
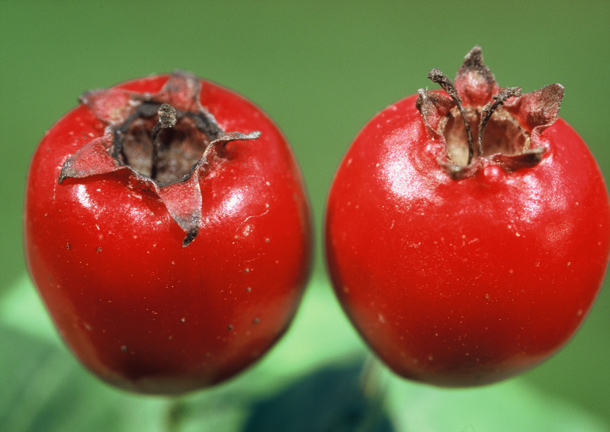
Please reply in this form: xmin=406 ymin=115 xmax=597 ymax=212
xmin=416 ymin=47 xmax=564 ymax=180
xmin=439 ymin=90 xmax=529 ymax=167
xmin=113 ymin=102 xmax=219 ymax=185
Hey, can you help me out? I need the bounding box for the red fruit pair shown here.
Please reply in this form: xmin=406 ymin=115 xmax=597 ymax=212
xmin=25 ymin=47 xmax=609 ymax=394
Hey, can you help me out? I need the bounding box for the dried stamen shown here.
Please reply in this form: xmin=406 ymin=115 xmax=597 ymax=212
xmin=150 ymin=104 xmax=178 ymax=179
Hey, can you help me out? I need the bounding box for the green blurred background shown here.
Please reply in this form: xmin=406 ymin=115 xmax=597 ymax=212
xmin=2 ymin=1 xmax=609 ymax=431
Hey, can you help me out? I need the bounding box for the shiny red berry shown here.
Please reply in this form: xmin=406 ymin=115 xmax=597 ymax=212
xmin=326 ymin=47 xmax=610 ymax=387
xmin=25 ymin=71 xmax=312 ymax=394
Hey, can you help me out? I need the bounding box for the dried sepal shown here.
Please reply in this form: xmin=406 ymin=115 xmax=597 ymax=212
xmin=415 ymin=89 xmax=454 ymax=138
xmin=490 ymin=147 xmax=547 ymax=172
xmin=153 ymin=70 xmax=205 ymax=113
xmin=504 ymin=83 xmax=565 ymax=135
xmin=205 ymin=131 xmax=262 ymax=159
xmin=155 ymin=172 xmax=203 ymax=247
xmin=79 ymin=89 xmax=146 ymax=126
xmin=167 ymin=130 xmax=261 ymax=247
xmin=58 ymin=133 xmax=122 ymax=183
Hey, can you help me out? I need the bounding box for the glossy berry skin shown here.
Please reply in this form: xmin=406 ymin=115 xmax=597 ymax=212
xmin=25 ymin=73 xmax=312 ymax=394
xmin=325 ymin=48 xmax=610 ymax=387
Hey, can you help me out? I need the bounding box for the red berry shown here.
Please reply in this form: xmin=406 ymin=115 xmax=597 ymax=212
xmin=325 ymin=47 xmax=610 ymax=387
xmin=24 ymin=71 xmax=312 ymax=394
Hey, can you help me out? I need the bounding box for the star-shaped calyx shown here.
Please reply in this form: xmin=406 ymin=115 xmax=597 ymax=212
xmin=58 ymin=71 xmax=261 ymax=246
xmin=416 ymin=46 xmax=564 ymax=180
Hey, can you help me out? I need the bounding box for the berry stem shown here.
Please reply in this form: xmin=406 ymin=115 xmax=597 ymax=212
xmin=428 ymin=69 xmax=474 ymax=165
